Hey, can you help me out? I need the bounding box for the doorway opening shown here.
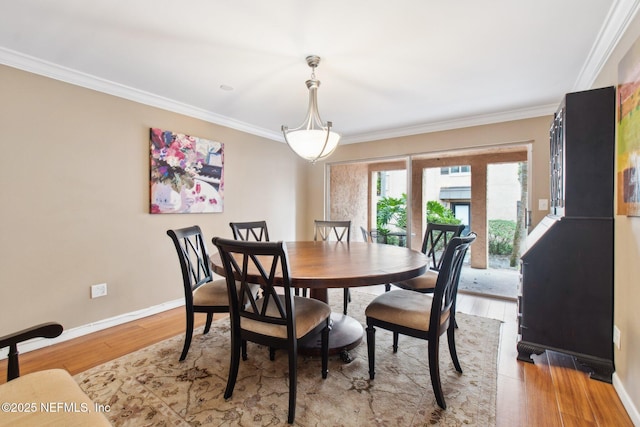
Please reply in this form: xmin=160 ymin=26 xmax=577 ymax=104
xmin=423 ymin=164 xmax=472 ymax=236
xmin=456 ymin=162 xmax=524 ymax=300
xmin=372 ymin=168 xmax=407 ymax=246
xmin=327 ymin=145 xmax=529 ymax=301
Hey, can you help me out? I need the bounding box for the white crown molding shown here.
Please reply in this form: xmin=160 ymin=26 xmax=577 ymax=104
xmin=0 ymin=47 xmax=283 ymax=142
xmin=341 ymin=103 xmax=558 ymax=144
xmin=0 ymin=46 xmax=557 ymax=145
xmin=573 ymin=0 xmax=640 ymax=90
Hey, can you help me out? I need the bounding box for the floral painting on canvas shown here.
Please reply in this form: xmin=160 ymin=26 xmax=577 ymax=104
xmin=618 ymin=38 xmax=640 ymax=216
xmin=150 ymin=128 xmax=224 ymax=214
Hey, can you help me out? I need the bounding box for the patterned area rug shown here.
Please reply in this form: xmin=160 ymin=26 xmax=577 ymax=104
xmin=75 ymin=289 xmax=501 ymax=426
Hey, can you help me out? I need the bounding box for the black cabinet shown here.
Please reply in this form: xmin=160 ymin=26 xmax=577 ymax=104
xmin=517 ymin=87 xmax=615 ymax=382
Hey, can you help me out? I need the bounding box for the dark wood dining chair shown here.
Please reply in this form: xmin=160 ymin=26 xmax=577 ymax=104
xmin=230 ymin=220 xmax=282 ymax=359
xmin=314 ymin=219 xmax=351 ymax=242
xmin=393 ymin=223 xmax=465 ymax=293
xmin=314 ymin=219 xmax=352 ymax=314
xmin=229 ymin=220 xmax=269 ymax=242
xmin=365 ymin=233 xmax=476 ymax=409
xmin=212 ymin=237 xmax=331 ymax=424
xmin=361 ymin=225 xmax=392 ymax=292
xmin=167 ymin=225 xmax=259 ymax=361
xmin=360 ymin=226 xmax=372 ymax=242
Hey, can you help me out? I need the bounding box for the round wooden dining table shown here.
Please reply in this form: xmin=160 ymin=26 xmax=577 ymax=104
xmin=210 ymin=241 xmax=428 ymax=358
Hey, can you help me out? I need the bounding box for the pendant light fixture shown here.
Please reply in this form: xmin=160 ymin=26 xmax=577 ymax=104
xmin=282 ymin=55 xmax=340 ymax=163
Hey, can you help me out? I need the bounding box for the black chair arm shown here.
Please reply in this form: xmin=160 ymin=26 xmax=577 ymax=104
xmin=0 ymin=322 xmax=63 ymax=381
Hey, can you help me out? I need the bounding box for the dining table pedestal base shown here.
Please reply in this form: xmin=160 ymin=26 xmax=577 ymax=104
xmin=299 ymin=313 xmax=364 ymax=361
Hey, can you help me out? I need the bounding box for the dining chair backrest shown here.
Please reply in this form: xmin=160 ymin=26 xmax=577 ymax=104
xmin=167 ymin=225 xmax=214 ymax=297
xmin=431 ymin=232 xmax=476 ymax=334
xmin=213 ymin=238 xmax=294 ymax=334
xmin=360 ymin=226 xmax=371 ymax=242
xmin=313 ymin=219 xmax=352 ymax=313
xmin=314 ymin=220 xmax=351 ymax=242
xmin=230 ymin=221 xmax=270 ymax=242
xmin=421 ymin=223 xmax=465 ymax=271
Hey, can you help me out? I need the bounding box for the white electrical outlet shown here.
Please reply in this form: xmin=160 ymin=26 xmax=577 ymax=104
xmin=538 ymin=199 xmax=549 ymax=210
xmin=91 ymin=283 xmax=108 ymax=298
xmin=613 ymin=325 xmax=621 ymax=350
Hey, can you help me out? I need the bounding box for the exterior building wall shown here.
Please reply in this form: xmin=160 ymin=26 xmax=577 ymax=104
xmin=487 ymin=163 xmax=521 ymax=221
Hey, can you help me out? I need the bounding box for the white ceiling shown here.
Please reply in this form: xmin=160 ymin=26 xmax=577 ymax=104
xmin=1 ymin=1 xmax=637 ymax=144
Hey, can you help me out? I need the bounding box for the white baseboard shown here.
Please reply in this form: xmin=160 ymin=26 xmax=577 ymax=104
xmin=1 ymin=299 xmax=184 ymax=359
xmin=613 ymin=372 xmax=640 ymax=426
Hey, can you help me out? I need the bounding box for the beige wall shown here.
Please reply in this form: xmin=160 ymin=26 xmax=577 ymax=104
xmin=592 ymin=11 xmax=640 ymax=417
xmin=0 ymin=65 xmax=307 ymax=335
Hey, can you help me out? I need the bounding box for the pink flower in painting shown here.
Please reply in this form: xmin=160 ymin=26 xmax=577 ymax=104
xmin=150 ymin=129 xmax=204 ymax=193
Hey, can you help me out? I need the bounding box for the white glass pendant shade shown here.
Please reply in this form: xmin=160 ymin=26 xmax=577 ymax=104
xmin=285 ymin=128 xmax=341 ymax=161
xmin=282 ymin=56 xmax=340 ymax=163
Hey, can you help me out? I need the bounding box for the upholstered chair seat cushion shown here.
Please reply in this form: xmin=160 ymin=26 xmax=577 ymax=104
xmin=242 ymin=295 xmax=331 ymax=339
xmin=396 ymin=269 xmax=439 ymax=292
xmin=366 ymin=289 xmax=448 ymax=332
xmin=193 ymin=278 xmax=259 ymax=306
xmin=0 ymin=369 xmax=111 ymax=426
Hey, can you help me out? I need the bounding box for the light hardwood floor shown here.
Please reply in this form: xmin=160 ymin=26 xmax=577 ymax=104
xmin=1 ymin=291 xmax=633 ymax=426
xmin=455 ymin=292 xmax=633 ymax=427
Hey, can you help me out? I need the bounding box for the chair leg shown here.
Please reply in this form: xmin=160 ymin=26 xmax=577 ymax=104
xmin=321 ymin=321 xmax=330 ymax=379
xmin=393 ymin=332 xmax=399 ymax=353
xmin=242 ymin=340 xmax=248 ymax=361
xmin=429 ymin=337 xmax=446 ymax=409
xmin=366 ymin=324 xmax=376 ymax=380
xmin=287 ymin=345 xmax=297 ymax=424
xmin=269 ymin=347 xmax=276 ymax=361
xmin=180 ymin=310 xmax=194 ymax=361
xmin=203 ymin=312 xmax=213 ymax=334
xmin=447 ymin=322 xmax=462 ymax=373
xmin=224 ymin=333 xmax=241 ymax=400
